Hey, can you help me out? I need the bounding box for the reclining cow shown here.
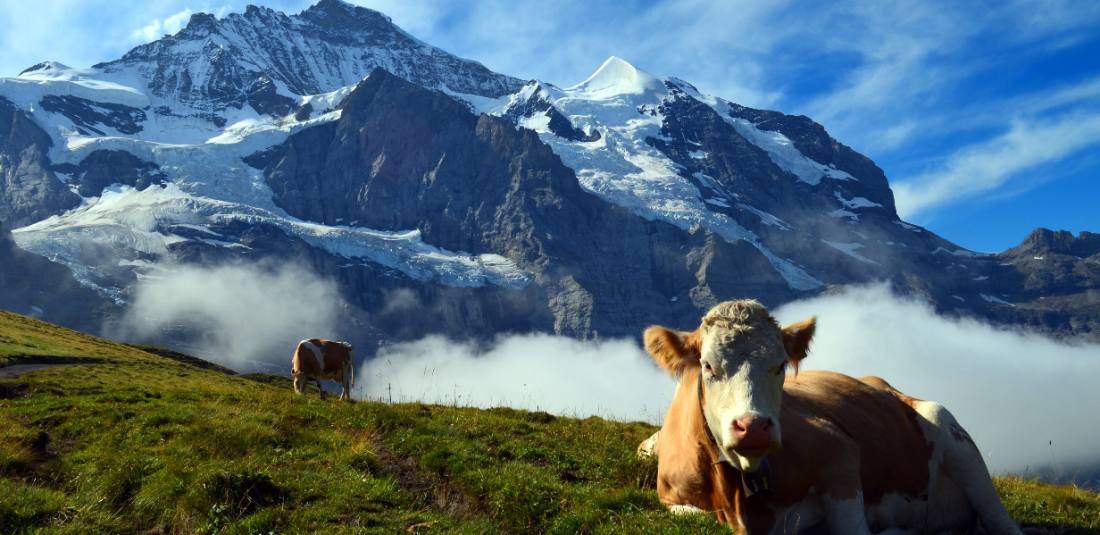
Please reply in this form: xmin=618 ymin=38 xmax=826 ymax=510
xmin=641 ymin=300 xmax=1022 ymax=534
xmin=292 ymin=339 xmax=355 ymax=401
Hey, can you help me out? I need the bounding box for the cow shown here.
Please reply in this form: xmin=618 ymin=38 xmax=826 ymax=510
xmin=292 ymin=339 xmax=355 ymax=401
xmin=641 ymin=299 xmax=1022 ymax=534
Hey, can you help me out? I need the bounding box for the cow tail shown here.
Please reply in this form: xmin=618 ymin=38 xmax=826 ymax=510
xmin=347 ymin=355 xmax=355 ymax=388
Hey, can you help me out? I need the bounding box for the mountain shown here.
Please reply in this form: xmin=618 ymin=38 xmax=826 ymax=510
xmin=0 ymin=220 xmax=114 ymax=331
xmin=0 ymin=0 xmax=1096 ymax=355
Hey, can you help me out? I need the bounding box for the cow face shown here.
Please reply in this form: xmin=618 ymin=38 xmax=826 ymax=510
xmin=645 ymin=300 xmax=815 ymax=472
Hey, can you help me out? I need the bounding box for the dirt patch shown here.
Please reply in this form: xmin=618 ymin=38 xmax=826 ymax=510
xmin=200 ymin=471 xmax=286 ymax=517
xmin=368 ymin=431 xmax=485 ymax=523
xmin=0 ymin=382 xmax=29 ymax=398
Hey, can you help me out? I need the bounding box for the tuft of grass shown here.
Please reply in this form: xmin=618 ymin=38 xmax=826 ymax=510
xmin=996 ymin=476 xmax=1100 ymax=533
xmin=1 ymin=311 xmax=1098 ymax=533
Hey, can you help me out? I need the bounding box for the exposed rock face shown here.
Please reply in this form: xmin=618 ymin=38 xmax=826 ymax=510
xmin=251 ymin=69 xmax=799 ymax=338
xmin=0 ymin=220 xmax=113 ymax=332
xmin=53 ymin=150 xmax=167 ymax=198
xmin=95 ymin=0 xmax=522 ymax=117
xmin=53 ymin=150 xmax=168 ymax=198
xmin=0 ymin=97 xmax=80 ymax=227
xmin=502 ymin=85 xmax=600 ymax=142
xmin=39 ymin=95 xmax=146 ymax=135
xmin=983 ymin=229 xmax=1100 ymax=342
xmin=726 ymin=103 xmax=895 ymax=214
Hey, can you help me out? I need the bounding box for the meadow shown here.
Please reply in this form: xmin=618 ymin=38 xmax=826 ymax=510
xmin=1 ymin=311 xmax=1097 ymax=533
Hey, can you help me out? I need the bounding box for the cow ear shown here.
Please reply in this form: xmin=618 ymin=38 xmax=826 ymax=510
xmin=782 ymin=316 xmax=816 ymax=366
xmin=644 ymin=326 xmax=701 ymax=376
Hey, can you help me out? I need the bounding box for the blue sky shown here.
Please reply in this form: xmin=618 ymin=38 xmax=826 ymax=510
xmin=2 ymin=0 xmax=1098 ymax=252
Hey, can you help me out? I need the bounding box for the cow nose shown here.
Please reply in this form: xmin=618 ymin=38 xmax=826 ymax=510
xmin=733 ymin=416 xmax=773 ymax=448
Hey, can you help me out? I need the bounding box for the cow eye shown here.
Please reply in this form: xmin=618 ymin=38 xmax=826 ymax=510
xmin=703 ymin=361 xmax=714 ymax=375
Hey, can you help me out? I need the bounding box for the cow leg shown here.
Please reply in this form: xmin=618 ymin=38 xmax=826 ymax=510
xmin=340 ymin=374 xmax=351 ymax=401
xmin=820 ymin=458 xmax=874 ymax=535
xmin=821 ymin=492 xmax=873 ymax=535
xmin=316 ymin=378 xmax=326 ymax=400
xmin=915 ymin=402 xmax=1023 ymax=535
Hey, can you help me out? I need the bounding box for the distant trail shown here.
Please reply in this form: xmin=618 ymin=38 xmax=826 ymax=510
xmin=0 ymin=356 xmax=105 ymax=379
xmin=0 ymin=363 xmax=84 ymax=379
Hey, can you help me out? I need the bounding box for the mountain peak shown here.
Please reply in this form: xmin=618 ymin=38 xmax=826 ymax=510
xmin=1007 ymin=228 xmax=1100 ymax=258
xmin=301 ymin=0 xmax=391 ymax=25
xmin=93 ymin=2 xmax=522 ymax=103
xmin=310 ymin=0 xmax=355 ymax=11
xmin=183 ymin=12 xmax=220 ymax=33
xmin=17 ymin=61 xmax=71 ymax=77
xmin=570 ymin=56 xmax=660 ymax=98
xmin=243 ymin=4 xmax=277 ymax=18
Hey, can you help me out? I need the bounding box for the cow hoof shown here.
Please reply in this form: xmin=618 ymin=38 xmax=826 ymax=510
xmin=637 ymin=431 xmax=659 ymax=459
xmin=667 ymin=504 xmax=705 ymax=515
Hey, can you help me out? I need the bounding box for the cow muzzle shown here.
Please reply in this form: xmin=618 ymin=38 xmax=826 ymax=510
xmin=729 ymin=415 xmax=779 ymax=457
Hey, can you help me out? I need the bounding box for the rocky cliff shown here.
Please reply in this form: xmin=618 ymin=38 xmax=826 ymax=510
xmin=0 ymin=0 xmax=1096 ymax=351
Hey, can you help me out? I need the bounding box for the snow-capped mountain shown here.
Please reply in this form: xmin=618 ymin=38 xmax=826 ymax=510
xmin=1 ymin=0 xmax=1096 ymax=348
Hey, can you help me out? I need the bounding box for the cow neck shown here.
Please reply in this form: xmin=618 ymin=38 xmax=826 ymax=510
xmin=696 ymin=370 xmax=773 ymax=498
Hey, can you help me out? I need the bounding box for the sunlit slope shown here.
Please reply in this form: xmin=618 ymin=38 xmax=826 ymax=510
xmin=0 ymin=311 xmax=1097 ymax=533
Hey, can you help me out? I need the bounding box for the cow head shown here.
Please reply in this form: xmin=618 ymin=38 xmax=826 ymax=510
xmin=645 ymin=300 xmax=816 ymax=472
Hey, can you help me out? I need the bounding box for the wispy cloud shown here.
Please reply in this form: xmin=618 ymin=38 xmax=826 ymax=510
xmin=130 ymin=8 xmax=194 ymax=43
xmin=894 ymin=110 xmax=1100 ymax=219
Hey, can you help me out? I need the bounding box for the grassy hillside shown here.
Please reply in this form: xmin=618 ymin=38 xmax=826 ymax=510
xmin=1 ymin=310 xmax=1098 ymax=534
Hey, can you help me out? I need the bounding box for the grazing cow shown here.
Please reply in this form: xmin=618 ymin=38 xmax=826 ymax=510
xmin=642 ymin=300 xmax=1022 ymax=534
xmin=292 ymin=339 xmax=355 ymax=401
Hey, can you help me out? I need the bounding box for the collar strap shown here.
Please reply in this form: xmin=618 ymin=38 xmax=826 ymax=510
xmin=696 ymin=370 xmax=773 ymax=497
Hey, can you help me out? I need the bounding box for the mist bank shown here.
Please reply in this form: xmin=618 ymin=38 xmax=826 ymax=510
xmin=356 ymin=334 xmax=673 ymax=423
xmin=359 ymin=284 xmax=1100 ymax=481
xmin=113 ymin=262 xmax=348 ymax=373
xmin=113 ymin=261 xmax=1100 ymax=481
xmin=774 ymin=285 xmax=1100 ymax=481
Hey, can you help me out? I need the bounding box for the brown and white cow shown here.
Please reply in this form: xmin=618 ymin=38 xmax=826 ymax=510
xmin=292 ymin=339 xmax=355 ymax=401
xmin=641 ymin=300 xmax=1022 ymax=534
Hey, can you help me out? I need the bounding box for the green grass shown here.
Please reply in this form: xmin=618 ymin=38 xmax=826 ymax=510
xmin=996 ymin=477 xmax=1100 ymax=534
xmin=1 ymin=310 xmax=1098 ymax=533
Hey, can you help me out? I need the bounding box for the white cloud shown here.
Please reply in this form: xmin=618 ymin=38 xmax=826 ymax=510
xmin=358 ymin=285 xmax=1100 ymax=478
xmin=357 ymin=334 xmax=673 ymax=423
xmin=774 ymin=285 xmax=1100 ymax=476
xmin=130 ymin=8 xmax=194 ymax=43
xmin=115 ymin=262 xmax=348 ymax=373
xmin=893 ymin=111 xmax=1100 ymax=219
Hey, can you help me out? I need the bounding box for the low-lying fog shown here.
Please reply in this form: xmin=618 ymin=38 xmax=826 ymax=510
xmin=120 ymin=264 xmax=1100 ymax=481
xmin=360 ymin=284 xmax=1100 ymax=480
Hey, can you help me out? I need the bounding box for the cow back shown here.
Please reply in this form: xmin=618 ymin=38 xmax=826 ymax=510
xmin=780 ymin=371 xmax=933 ymax=503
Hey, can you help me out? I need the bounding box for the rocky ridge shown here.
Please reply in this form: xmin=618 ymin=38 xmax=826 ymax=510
xmin=0 ymin=0 xmax=1096 ymax=348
